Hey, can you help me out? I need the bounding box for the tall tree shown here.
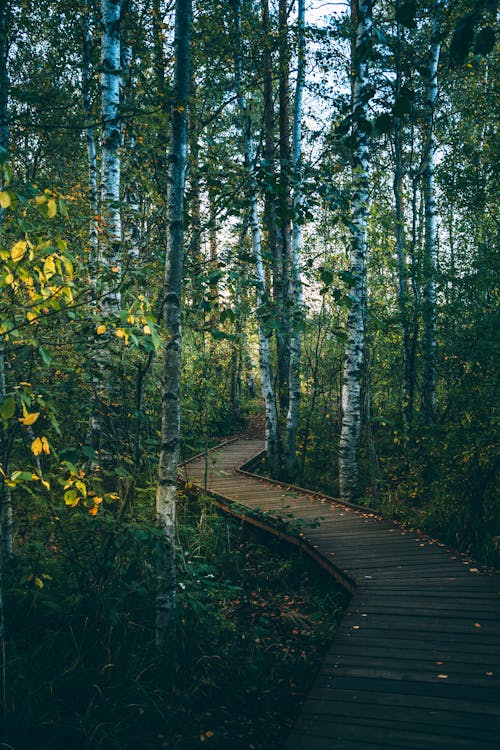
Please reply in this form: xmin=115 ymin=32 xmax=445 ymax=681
xmin=100 ymin=0 xmax=122 ymax=309
xmin=155 ymin=0 xmax=191 ymax=653
xmin=232 ymin=0 xmax=280 ymax=475
xmin=421 ymin=13 xmax=441 ymax=425
xmin=338 ymin=0 xmax=372 ymax=502
xmin=285 ymin=0 xmax=305 ymax=479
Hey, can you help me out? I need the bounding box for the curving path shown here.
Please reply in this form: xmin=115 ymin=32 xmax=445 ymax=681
xmin=183 ymin=438 xmax=500 ymax=750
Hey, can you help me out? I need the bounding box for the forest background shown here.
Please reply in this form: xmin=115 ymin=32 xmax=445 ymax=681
xmin=0 ymin=0 xmax=498 ymax=747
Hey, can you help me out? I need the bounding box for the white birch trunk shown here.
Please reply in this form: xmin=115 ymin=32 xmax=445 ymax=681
xmin=100 ymin=0 xmax=122 ymax=312
xmin=285 ymin=0 xmax=305 ymax=480
xmin=422 ymin=22 xmax=440 ymax=425
xmin=233 ymin=0 xmax=279 ymax=475
xmin=338 ymin=0 xmax=372 ymax=502
xmin=155 ymin=0 xmax=191 ymax=654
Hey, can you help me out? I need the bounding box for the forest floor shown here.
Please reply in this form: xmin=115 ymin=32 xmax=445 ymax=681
xmin=2 ymin=493 xmax=347 ymax=750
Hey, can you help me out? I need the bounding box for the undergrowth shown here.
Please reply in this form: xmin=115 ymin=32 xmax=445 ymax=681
xmin=1 ymin=493 xmax=347 ymax=750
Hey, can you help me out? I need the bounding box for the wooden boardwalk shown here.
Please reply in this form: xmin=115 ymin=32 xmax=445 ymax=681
xmin=183 ymin=438 xmax=500 ymax=750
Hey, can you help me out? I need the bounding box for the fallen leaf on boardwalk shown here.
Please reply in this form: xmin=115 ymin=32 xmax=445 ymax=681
xmin=474 ymin=623 xmax=481 ymax=628
xmin=486 ymin=672 xmax=493 ymax=676
xmin=469 ymin=568 xmax=479 ymax=573
xmin=437 ymin=674 xmax=448 ymax=679
xmin=436 ymin=661 xmax=444 ymax=665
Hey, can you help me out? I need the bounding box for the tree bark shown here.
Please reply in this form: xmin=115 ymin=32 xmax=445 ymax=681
xmin=155 ymin=0 xmax=191 ymax=654
xmin=285 ymin=0 xmax=305 ymax=480
xmin=338 ymin=0 xmax=372 ymax=503
xmin=422 ymin=20 xmax=440 ymax=426
xmin=233 ymin=0 xmax=279 ymax=475
xmin=100 ymin=0 xmax=122 ymax=312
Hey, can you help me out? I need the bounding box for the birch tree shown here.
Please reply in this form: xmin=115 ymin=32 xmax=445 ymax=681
xmin=100 ymin=0 xmax=122 ymax=309
xmin=155 ymin=0 xmax=191 ymax=653
xmin=422 ymin=16 xmax=440 ymax=425
xmin=232 ymin=0 xmax=280 ymax=475
xmin=88 ymin=0 xmax=122 ymax=458
xmin=284 ymin=0 xmax=305 ymax=479
xmin=338 ymin=0 xmax=372 ymax=502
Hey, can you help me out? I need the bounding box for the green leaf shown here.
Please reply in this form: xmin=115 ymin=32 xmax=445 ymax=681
xmin=0 ymin=396 xmax=15 ymax=420
xmin=11 ymin=470 xmax=34 ymax=482
xmin=39 ymin=346 xmax=52 ymax=365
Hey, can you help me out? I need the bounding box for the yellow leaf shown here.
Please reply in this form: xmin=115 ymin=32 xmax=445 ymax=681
xmin=143 ymin=325 xmax=151 ymax=335
xmin=115 ymin=328 xmax=129 ymax=344
xmin=47 ymin=198 xmax=57 ymax=218
xmin=127 ymin=314 xmax=135 ymax=324
xmin=111 ymin=265 xmax=120 ymax=273
xmin=88 ymin=505 xmax=99 ymax=516
xmin=74 ymin=479 xmax=87 ymax=497
xmin=96 ymin=324 xmax=107 ymax=335
xmin=11 ymin=240 xmax=28 ymax=262
xmin=41 ymin=436 xmax=50 ymax=455
xmin=41 ymin=479 xmax=50 ymax=490
xmin=35 ymin=195 xmax=47 ymax=205
xmin=93 ymin=496 xmax=103 ymax=505
xmin=5 ymin=272 xmax=14 ymax=285
xmin=34 ymin=576 xmax=44 ymax=589
xmin=18 ymin=411 xmax=40 ymax=426
xmin=27 ymin=312 xmax=38 ymax=323
xmin=31 ymin=437 xmax=43 ymax=455
xmin=0 ymin=191 xmax=11 ymax=209
xmin=43 ymin=255 xmax=56 ymax=278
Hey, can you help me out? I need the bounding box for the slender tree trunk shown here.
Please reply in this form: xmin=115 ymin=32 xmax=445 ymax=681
xmin=285 ymin=0 xmax=305 ymax=479
xmin=233 ymin=0 xmax=279 ymax=475
xmin=155 ymin=0 xmax=191 ymax=654
xmin=121 ymin=41 xmax=141 ymax=262
xmin=393 ymin=16 xmax=412 ymax=437
xmin=100 ymin=0 xmax=122 ymax=311
xmin=338 ymin=0 xmax=372 ymax=503
xmin=87 ymin=0 xmax=122 ymax=460
xmin=276 ymin=0 xmax=292 ymax=414
xmin=422 ymin=21 xmax=440 ymax=425
xmin=81 ymin=8 xmax=99 ymax=272
xmin=261 ymin=0 xmax=283 ymax=409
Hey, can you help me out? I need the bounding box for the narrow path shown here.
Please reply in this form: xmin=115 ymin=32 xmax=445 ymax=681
xmin=183 ymin=438 xmax=500 ymax=750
